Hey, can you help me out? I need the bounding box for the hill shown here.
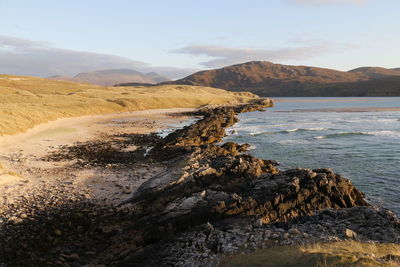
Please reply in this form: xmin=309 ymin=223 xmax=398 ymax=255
xmin=168 ymin=61 xmax=400 ymax=97
xmin=242 ymin=75 xmax=400 ymax=97
xmin=348 ymin=67 xmax=400 ymax=79
xmin=48 ymin=69 xmax=170 ymax=86
xmin=0 ymin=74 xmax=259 ymax=135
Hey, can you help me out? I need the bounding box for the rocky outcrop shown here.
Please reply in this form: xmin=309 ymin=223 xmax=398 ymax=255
xmin=1 ymin=98 xmax=398 ymax=266
xmin=126 ymin=206 xmax=400 ymax=266
xmin=155 ymin=99 xmax=273 ymax=150
xmin=90 ymin=98 xmax=396 ymax=266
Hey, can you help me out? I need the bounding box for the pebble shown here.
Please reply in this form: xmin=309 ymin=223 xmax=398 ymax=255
xmin=288 ymin=228 xmax=301 ymax=235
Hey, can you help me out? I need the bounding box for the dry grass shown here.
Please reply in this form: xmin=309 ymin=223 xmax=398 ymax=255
xmin=0 ymin=74 xmax=258 ymax=136
xmin=219 ymin=241 xmax=400 ymax=267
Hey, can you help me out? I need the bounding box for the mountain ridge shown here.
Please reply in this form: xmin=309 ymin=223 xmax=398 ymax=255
xmin=166 ymin=61 xmax=400 ymax=97
xmin=48 ymin=68 xmax=170 ymax=86
xmin=348 ymin=67 xmax=400 ymax=79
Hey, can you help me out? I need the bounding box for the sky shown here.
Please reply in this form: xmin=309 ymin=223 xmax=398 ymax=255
xmin=0 ymin=0 xmax=399 ymax=79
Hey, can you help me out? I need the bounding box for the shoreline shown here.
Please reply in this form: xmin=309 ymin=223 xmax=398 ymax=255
xmin=0 ymin=108 xmax=196 ymax=215
xmin=1 ymin=98 xmax=400 ymax=266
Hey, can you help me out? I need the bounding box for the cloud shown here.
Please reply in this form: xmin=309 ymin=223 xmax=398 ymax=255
xmin=0 ymin=35 xmax=192 ymax=79
xmin=292 ymin=0 xmax=367 ymax=5
xmin=172 ymin=42 xmax=343 ymax=68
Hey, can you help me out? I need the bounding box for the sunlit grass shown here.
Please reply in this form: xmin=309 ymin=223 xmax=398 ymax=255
xmin=0 ymin=74 xmax=258 ymax=135
xmin=220 ymin=241 xmax=400 ymax=267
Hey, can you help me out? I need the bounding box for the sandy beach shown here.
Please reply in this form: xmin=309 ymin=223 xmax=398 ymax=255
xmin=0 ymin=108 xmax=196 ymax=219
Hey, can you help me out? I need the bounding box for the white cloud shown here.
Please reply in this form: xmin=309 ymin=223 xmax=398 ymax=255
xmin=172 ymin=42 xmax=344 ymax=68
xmin=0 ymin=35 xmax=193 ymax=79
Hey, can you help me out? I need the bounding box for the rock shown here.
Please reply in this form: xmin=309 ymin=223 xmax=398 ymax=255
xmin=54 ymin=229 xmax=62 ymax=236
xmin=84 ymin=251 xmax=97 ymax=257
xmin=344 ymin=228 xmax=357 ymax=239
xmin=9 ymin=216 xmax=22 ymax=224
xmin=381 ymin=254 xmax=400 ymax=262
xmin=288 ymin=228 xmax=301 ymax=235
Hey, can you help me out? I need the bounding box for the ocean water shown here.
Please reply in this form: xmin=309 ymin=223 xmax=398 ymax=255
xmin=225 ymin=97 xmax=400 ymax=214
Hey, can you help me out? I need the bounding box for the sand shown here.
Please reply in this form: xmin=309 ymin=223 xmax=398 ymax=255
xmin=0 ymin=108 xmax=196 ymax=210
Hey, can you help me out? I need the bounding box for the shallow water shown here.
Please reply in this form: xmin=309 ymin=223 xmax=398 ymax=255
xmin=225 ymin=97 xmax=400 ymax=214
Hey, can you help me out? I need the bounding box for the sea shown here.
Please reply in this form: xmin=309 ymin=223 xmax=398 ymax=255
xmin=224 ymin=97 xmax=400 ymax=214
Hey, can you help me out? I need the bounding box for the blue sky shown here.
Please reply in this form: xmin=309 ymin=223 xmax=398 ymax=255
xmin=0 ymin=0 xmax=399 ymax=78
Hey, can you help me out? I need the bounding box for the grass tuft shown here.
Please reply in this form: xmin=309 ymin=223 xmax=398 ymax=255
xmin=220 ymin=241 xmax=400 ymax=267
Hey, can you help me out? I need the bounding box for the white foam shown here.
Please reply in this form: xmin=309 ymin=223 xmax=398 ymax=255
xmin=278 ymin=139 xmax=309 ymax=145
xmin=285 ymin=128 xmax=299 ymax=132
xmin=366 ymin=131 xmax=400 ymax=137
xmin=249 ymin=144 xmax=257 ymax=150
xmin=249 ymin=132 xmax=263 ymax=136
xmin=307 ymin=127 xmax=328 ymax=131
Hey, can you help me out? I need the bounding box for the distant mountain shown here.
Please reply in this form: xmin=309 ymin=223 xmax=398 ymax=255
xmin=167 ymin=61 xmax=400 ymax=96
xmin=48 ymin=69 xmax=170 ymax=86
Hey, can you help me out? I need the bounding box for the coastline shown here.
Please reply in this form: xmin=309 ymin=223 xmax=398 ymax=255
xmin=1 ymin=98 xmax=400 ymax=266
xmin=0 ymin=108 xmax=196 ymax=215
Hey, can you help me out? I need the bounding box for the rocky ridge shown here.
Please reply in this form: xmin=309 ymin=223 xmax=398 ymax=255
xmin=166 ymin=61 xmax=400 ymax=97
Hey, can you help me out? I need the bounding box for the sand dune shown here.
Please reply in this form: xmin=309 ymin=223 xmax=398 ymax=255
xmin=0 ymin=74 xmax=258 ymax=136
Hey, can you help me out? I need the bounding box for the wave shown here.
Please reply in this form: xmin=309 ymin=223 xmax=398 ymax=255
xmin=249 ymin=144 xmax=257 ymax=150
xmin=315 ymin=132 xmax=371 ymax=140
xmin=249 ymin=132 xmax=268 ymax=136
xmin=280 ymin=127 xmax=329 ymax=133
xmin=366 ymin=131 xmax=400 ymax=137
xmin=343 ymin=118 xmax=399 ymax=124
xmin=315 ymin=130 xmax=400 ymax=140
xmin=377 ymin=119 xmax=400 ymax=122
xmin=278 ymin=139 xmax=309 ymax=145
xmin=248 ymin=127 xmax=330 ymax=136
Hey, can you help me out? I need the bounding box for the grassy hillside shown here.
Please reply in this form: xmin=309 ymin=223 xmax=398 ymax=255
xmin=0 ymin=74 xmax=258 ymax=136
